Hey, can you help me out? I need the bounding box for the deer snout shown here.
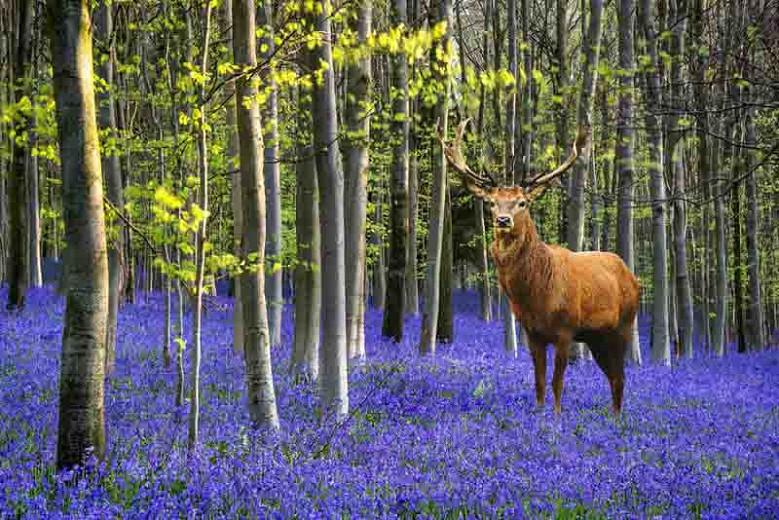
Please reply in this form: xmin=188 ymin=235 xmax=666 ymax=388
xmin=496 ymin=215 xmax=513 ymax=228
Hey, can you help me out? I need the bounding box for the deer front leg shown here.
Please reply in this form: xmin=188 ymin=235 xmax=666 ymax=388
xmin=527 ymin=337 xmax=547 ymax=408
xmin=552 ymin=340 xmax=570 ymax=414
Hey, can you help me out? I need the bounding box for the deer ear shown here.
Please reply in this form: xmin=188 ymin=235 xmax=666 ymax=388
xmin=466 ymin=182 xmax=491 ymax=200
xmin=525 ymin=184 xmax=547 ymax=202
xmin=525 ymin=177 xmax=563 ymax=201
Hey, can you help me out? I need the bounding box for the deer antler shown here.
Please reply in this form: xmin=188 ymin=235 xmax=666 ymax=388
xmin=438 ymin=118 xmax=497 ymax=191
xmin=523 ymin=125 xmax=590 ymax=189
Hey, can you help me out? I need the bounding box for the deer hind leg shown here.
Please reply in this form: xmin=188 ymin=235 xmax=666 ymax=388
xmin=528 ymin=336 xmax=547 ymax=408
xmin=588 ymin=334 xmax=627 ymax=415
xmin=551 ymin=341 xmax=570 ymax=414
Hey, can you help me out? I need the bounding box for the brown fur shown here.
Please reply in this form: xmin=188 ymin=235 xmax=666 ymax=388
xmin=485 ymin=187 xmax=640 ymax=414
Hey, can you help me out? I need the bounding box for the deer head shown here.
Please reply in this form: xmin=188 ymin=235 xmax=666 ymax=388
xmin=440 ymin=119 xmax=588 ymax=234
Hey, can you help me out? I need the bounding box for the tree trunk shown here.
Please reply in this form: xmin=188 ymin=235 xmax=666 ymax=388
xmin=224 ymin=0 xmax=243 ymax=356
xmin=639 ymin=0 xmax=671 ymax=365
xmin=405 ymin=131 xmax=420 ymax=316
xmin=292 ymin=139 xmax=321 ymax=381
xmin=49 ymin=0 xmax=108 ymax=470
xmin=616 ymin=0 xmax=641 ymax=365
xmin=501 ymin=0 xmax=519 ymax=356
xmin=690 ymin=0 xmax=711 ymax=351
xmin=344 ymin=1 xmax=371 ymax=358
xmin=233 ymin=0 xmax=280 ymax=428
xmin=95 ymin=1 xmax=124 ymax=374
xmin=0 ymin=8 xmax=7 ymax=285
xmin=7 ymin=0 xmax=32 ymax=310
xmin=310 ymin=0 xmax=349 ymax=416
xmin=730 ymin=129 xmax=746 ymax=354
xmin=668 ymin=0 xmax=693 ymax=359
xmin=744 ymin=111 xmax=765 ymax=351
xmin=371 ymin=187 xmax=386 ymax=309
xmin=188 ymin=2 xmax=213 ymax=449
xmin=27 ymin=4 xmax=42 ymax=290
xmin=437 ymin=186 xmax=453 ymax=342
xmin=419 ymin=0 xmax=451 ymax=356
xmin=27 ymin=116 xmax=42 ymax=288
xmin=257 ymin=1 xmax=283 ymax=347
xmin=566 ymin=0 xmax=604 ymax=361
xmin=556 ymin=0 xmax=570 ymax=244
xmin=382 ymin=0 xmax=408 ymax=342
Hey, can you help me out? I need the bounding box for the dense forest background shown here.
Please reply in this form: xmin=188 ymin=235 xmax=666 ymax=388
xmin=0 ymin=0 xmax=778 ymax=477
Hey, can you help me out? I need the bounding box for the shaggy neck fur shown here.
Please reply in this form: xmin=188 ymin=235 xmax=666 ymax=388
xmin=492 ymin=212 xmax=556 ymax=306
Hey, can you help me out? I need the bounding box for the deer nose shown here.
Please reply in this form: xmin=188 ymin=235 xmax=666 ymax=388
xmin=496 ymin=216 xmax=513 ymax=228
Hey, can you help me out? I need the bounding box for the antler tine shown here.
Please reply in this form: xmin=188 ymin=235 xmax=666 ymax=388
xmin=439 ymin=118 xmax=496 ymax=190
xmin=525 ymin=125 xmax=590 ymax=189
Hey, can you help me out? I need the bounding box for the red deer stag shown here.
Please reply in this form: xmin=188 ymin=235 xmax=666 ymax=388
xmin=441 ymin=120 xmax=640 ymax=415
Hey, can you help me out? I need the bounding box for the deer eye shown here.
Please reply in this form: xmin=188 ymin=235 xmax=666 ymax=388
xmin=517 ymin=200 xmax=527 ymax=209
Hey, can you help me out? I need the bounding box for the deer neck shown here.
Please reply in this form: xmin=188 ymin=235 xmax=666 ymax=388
xmin=493 ymin=214 xmax=540 ymax=261
xmin=492 ymin=214 xmax=552 ymax=301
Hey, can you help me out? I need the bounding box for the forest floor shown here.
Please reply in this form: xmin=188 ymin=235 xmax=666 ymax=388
xmin=0 ymin=288 xmax=777 ymax=518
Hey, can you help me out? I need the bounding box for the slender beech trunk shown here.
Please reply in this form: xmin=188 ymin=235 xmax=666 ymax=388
xmin=419 ymin=0 xmax=451 ymax=356
xmin=383 ymin=0 xmax=409 ymax=342
xmin=188 ymin=2 xmax=213 ymax=449
xmin=258 ymin=1 xmax=283 ymax=347
xmin=0 ymin=8 xmax=7 ymax=284
xmin=292 ymin=137 xmax=321 ymax=380
xmin=371 ymin=187 xmax=386 ymax=309
xmin=311 ymin=0 xmax=349 ymax=416
xmin=691 ymin=0 xmax=711 ymax=351
xmin=225 ymin=0 xmax=243 ymax=356
xmin=566 ymin=0 xmax=603 ymax=361
xmin=95 ymin=2 xmax=124 ymax=374
xmin=233 ymin=0 xmax=280 ymax=428
xmin=502 ymin=0 xmax=519 ymax=356
xmin=744 ymin=112 xmax=765 ymax=351
xmin=405 ymin=130 xmax=420 ymax=316
xmin=639 ymin=0 xmax=671 ymax=365
xmin=344 ymin=1 xmax=371 ymax=358
xmin=475 ymin=0 xmax=492 ymax=322
xmin=404 ymin=0 xmax=420 ymax=317
xmin=437 ymin=187 xmax=453 ymax=342
xmin=616 ymin=0 xmax=641 ymax=364
xmin=28 ymin=116 xmax=42 ymax=288
xmin=556 ymin=0 xmax=570 ymax=244
xmin=668 ymin=0 xmax=693 ymax=359
xmin=7 ymin=0 xmax=32 ymax=310
xmin=49 ymin=0 xmax=108 ymax=470
xmin=731 ymin=125 xmax=746 ymax=354
xmin=27 ymin=6 xmax=42 ymax=289
xmin=519 ymin=0 xmax=532 ymax=180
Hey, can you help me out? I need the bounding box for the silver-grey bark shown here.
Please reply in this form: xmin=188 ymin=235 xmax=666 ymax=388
xmin=311 ymin=1 xmax=349 ymax=416
xmin=616 ymin=0 xmax=641 ymax=365
xmin=419 ymin=0 xmax=451 ymax=356
xmin=344 ymin=1 xmax=371 ymax=358
xmin=292 ymin=139 xmax=321 ymax=381
xmin=224 ymin=0 xmax=243 ymax=356
xmin=189 ymin=2 xmax=213 ymax=449
xmin=258 ymin=1 xmax=283 ymax=347
xmin=744 ymin=112 xmax=765 ymax=351
xmin=95 ymin=1 xmax=124 ymax=374
xmin=233 ymin=0 xmax=280 ymax=429
xmin=639 ymin=0 xmax=671 ymax=365
xmin=668 ymin=0 xmax=693 ymax=359
xmin=49 ymin=0 xmax=108 ymax=470
xmin=566 ymin=0 xmax=604 ymax=361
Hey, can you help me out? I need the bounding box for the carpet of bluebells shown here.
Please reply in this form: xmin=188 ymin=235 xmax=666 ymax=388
xmin=0 ymin=287 xmax=778 ymax=518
